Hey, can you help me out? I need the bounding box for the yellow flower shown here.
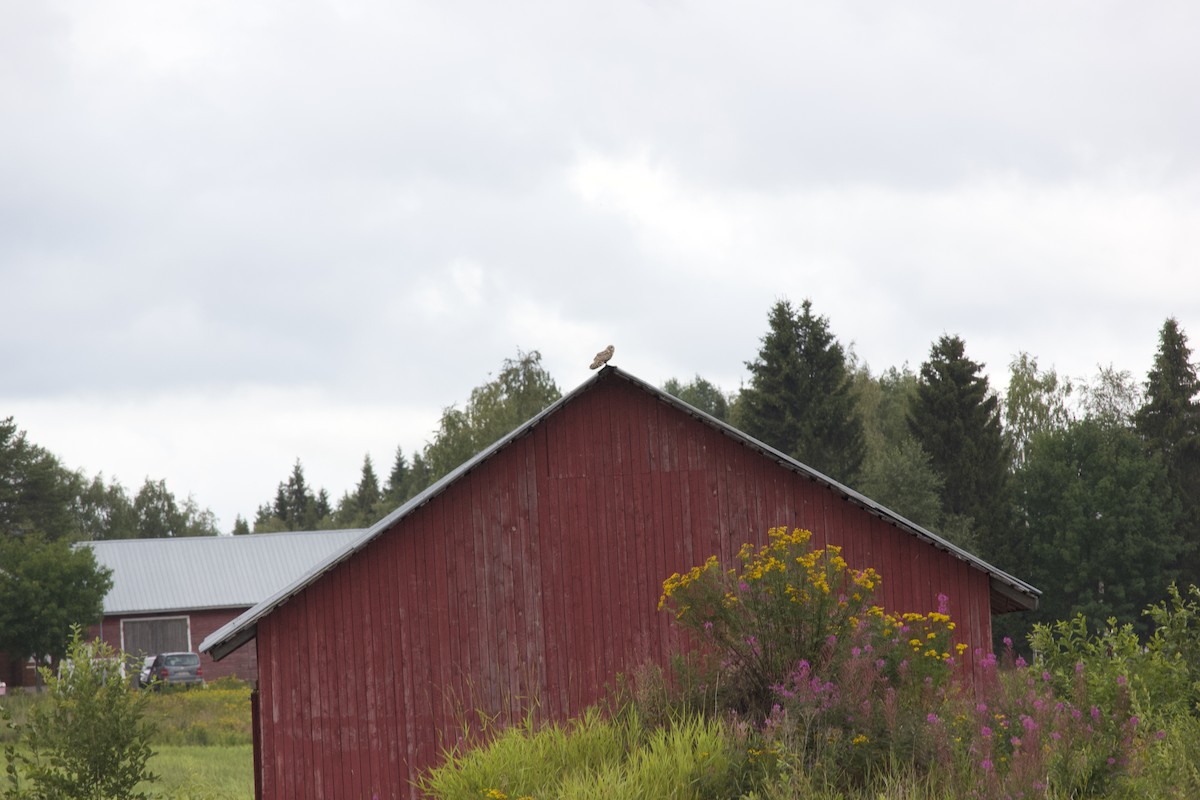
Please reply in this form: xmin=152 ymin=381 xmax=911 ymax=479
xmin=851 ymin=734 xmax=869 ymax=746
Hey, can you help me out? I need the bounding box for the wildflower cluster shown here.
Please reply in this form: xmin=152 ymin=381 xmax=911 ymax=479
xmin=933 ymin=640 xmax=1141 ymax=799
xmin=660 ymin=528 xmax=897 ymax=711
xmin=659 ymin=527 xmax=963 ymax=777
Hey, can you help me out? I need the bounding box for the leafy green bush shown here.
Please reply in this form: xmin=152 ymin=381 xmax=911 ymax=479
xmin=1031 ymin=583 xmax=1200 ymax=724
xmin=2 ymin=628 xmax=157 ymax=800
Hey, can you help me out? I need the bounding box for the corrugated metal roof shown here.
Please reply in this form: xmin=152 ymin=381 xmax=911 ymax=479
xmin=202 ymin=365 xmax=1041 ymax=661
xmin=82 ymin=529 xmax=368 ymax=614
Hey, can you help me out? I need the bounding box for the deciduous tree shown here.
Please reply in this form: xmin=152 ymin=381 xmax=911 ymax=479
xmin=420 ymin=350 xmax=562 ymax=485
xmin=1004 ymin=352 xmax=1073 ymax=470
xmin=1 ymin=417 xmax=79 ymax=541
xmin=0 ymin=535 xmax=112 ymax=666
xmin=663 ymin=375 xmax=731 ymax=421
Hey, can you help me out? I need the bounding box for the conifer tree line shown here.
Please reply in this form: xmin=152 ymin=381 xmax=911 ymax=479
xmin=3 ymin=305 xmax=1197 ymax=646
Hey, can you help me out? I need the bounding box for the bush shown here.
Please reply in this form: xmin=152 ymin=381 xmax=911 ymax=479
xmin=2 ymin=628 xmax=157 ymax=800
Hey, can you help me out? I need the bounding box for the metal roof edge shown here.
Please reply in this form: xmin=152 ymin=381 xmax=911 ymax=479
xmin=201 ymin=370 xmax=613 ymax=660
xmin=606 ymin=367 xmax=1040 ymax=609
xmin=201 ymin=364 xmax=1039 ymax=660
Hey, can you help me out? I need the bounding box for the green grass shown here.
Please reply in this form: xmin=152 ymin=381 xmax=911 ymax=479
xmin=144 ymin=680 xmax=253 ymax=746
xmin=143 ymin=745 xmax=254 ymax=800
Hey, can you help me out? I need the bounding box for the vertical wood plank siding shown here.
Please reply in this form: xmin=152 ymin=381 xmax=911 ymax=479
xmin=255 ymin=376 xmax=997 ymax=799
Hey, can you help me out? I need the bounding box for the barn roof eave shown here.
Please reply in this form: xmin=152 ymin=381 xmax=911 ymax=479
xmin=200 ymin=364 xmax=1040 ymax=660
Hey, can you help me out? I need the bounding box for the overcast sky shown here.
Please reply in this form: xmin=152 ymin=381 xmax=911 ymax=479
xmin=3 ymin=1 xmax=1199 ymax=531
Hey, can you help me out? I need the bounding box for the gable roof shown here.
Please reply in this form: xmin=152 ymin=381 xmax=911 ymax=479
xmin=83 ymin=529 xmax=367 ymax=615
xmin=202 ymin=366 xmax=1039 ymax=661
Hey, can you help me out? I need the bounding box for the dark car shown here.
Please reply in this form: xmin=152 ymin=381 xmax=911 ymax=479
xmin=148 ymin=652 xmax=204 ymax=688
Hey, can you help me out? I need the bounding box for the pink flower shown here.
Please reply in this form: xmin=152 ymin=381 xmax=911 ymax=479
xmin=981 ymin=725 xmax=992 ymax=738
xmin=1003 ymin=636 xmax=1013 ymax=648
xmin=981 ymin=758 xmax=993 ymax=772
xmin=926 ymin=713 xmax=939 ymax=725
xmin=1117 ymin=675 xmax=1127 ymax=687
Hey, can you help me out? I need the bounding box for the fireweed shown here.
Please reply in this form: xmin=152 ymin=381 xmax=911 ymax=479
xmin=657 ymin=528 xmax=1145 ymax=795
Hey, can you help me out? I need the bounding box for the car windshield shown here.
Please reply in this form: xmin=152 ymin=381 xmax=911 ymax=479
xmin=163 ymin=654 xmax=199 ymax=667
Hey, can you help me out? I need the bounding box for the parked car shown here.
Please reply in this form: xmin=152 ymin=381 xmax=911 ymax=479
xmin=137 ymin=655 xmax=156 ymax=688
xmin=147 ymin=652 xmax=204 ymax=688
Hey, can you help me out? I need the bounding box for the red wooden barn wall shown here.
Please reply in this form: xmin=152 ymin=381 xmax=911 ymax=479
xmin=252 ymin=374 xmax=996 ymax=800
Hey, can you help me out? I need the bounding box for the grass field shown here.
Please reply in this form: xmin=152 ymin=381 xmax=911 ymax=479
xmin=143 ymin=745 xmax=254 ymax=800
xmin=2 ymin=678 xmax=255 ymax=799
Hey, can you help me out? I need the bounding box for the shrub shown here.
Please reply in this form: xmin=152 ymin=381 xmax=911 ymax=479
xmin=2 ymin=628 xmax=157 ymax=800
xmin=658 ymin=527 xmax=960 ymax=782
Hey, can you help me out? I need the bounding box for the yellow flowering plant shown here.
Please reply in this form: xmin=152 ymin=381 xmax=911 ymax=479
xmin=659 ymin=527 xmax=960 ymax=777
xmin=660 ymin=528 xmax=887 ymax=710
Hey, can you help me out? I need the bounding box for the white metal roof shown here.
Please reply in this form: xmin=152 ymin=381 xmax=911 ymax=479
xmin=81 ymin=529 xmax=368 ymax=615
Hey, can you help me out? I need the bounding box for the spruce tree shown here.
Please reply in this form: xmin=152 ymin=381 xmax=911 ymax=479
xmin=1135 ymin=317 xmax=1200 ymax=585
xmin=738 ymin=299 xmax=865 ymax=483
xmin=908 ymin=335 xmax=1009 ymax=561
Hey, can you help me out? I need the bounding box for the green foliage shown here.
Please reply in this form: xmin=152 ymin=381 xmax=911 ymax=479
xmin=1031 ymin=584 xmax=1200 ymax=722
xmin=1013 ymin=420 xmax=1183 ymax=634
xmin=420 ymin=350 xmax=561 ymax=485
xmin=1077 ymin=365 xmax=1142 ymax=428
xmin=132 ymin=479 xmax=219 ymax=539
xmin=0 ymin=536 xmax=112 ymax=664
xmin=0 ymin=418 xmax=79 ymax=542
xmin=252 ymin=460 xmax=334 ymax=532
xmin=333 ymin=455 xmax=383 ymax=528
xmin=419 ymin=707 xmax=750 ymax=800
xmin=1003 ymin=352 xmax=1073 ymax=470
xmin=1135 ymin=318 xmax=1200 ymax=589
xmin=71 ymin=472 xmax=139 ymax=540
xmin=662 ymin=375 xmax=731 ymax=421
xmin=3 ymin=629 xmax=157 ymax=800
xmin=908 ymin=336 xmax=1008 ymax=561
xmin=737 ymin=299 xmax=865 ymax=484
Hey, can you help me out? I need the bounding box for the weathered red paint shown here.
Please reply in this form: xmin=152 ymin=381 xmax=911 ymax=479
xmin=250 ymin=373 xmax=1004 ymax=799
xmin=92 ymin=609 xmax=257 ymax=682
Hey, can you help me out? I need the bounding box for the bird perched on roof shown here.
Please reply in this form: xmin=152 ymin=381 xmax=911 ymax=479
xmin=590 ymin=344 xmax=614 ymax=369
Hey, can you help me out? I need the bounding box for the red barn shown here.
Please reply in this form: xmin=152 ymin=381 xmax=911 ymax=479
xmin=202 ymin=366 xmax=1038 ymax=800
xmin=82 ymin=530 xmax=363 ymax=683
